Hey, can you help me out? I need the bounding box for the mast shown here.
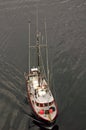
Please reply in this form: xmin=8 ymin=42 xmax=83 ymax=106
xmin=36 ymin=6 xmax=41 ymax=69
xmin=29 ymin=21 xmax=31 ymax=73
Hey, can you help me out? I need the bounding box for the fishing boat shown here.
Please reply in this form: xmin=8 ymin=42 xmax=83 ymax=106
xmin=24 ymin=18 xmax=58 ymax=129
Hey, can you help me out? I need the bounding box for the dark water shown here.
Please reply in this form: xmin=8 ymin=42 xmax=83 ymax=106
xmin=0 ymin=0 xmax=86 ymax=130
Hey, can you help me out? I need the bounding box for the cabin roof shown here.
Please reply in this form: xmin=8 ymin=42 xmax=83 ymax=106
xmin=35 ymin=90 xmax=54 ymax=103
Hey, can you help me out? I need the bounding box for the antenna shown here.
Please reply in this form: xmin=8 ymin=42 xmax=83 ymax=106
xmin=44 ymin=18 xmax=50 ymax=85
xmin=36 ymin=5 xmax=39 ymax=34
xmin=29 ymin=21 xmax=31 ymax=73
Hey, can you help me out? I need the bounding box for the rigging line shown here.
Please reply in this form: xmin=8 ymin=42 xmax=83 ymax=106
xmin=44 ymin=18 xmax=50 ymax=86
xmin=40 ymin=49 xmax=47 ymax=79
xmin=41 ymin=34 xmax=46 ymax=78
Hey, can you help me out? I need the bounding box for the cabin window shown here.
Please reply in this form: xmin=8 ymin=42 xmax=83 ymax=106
xmin=44 ymin=103 xmax=48 ymax=106
xmin=40 ymin=103 xmax=43 ymax=107
xmin=36 ymin=101 xmax=54 ymax=107
xmin=36 ymin=102 xmax=44 ymax=107
xmin=36 ymin=103 xmax=39 ymax=106
xmin=49 ymin=101 xmax=53 ymax=106
xmin=32 ymin=100 xmax=34 ymax=104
